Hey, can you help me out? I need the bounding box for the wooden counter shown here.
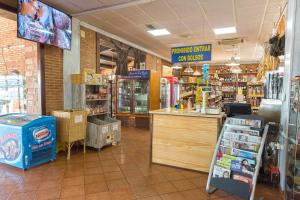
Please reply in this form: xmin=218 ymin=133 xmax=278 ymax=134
xmin=150 ymin=109 xmax=225 ymax=172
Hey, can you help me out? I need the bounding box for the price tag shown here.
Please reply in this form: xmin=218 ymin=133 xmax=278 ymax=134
xmin=74 ymin=115 xmax=83 ymax=123
xmin=102 ymin=126 xmax=108 ymax=133
xmin=113 ymin=124 xmax=118 ymax=131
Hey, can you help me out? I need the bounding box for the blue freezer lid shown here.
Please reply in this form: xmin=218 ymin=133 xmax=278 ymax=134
xmin=0 ymin=114 xmax=54 ymax=126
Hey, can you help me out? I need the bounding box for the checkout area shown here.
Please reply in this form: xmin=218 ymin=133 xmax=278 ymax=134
xmin=149 ymin=99 xmax=282 ymax=175
xmin=150 ymin=108 xmax=225 ymax=172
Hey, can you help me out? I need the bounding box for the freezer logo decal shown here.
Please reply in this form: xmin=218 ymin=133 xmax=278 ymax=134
xmin=33 ymin=127 xmax=51 ymax=143
xmin=0 ymin=133 xmax=21 ymax=162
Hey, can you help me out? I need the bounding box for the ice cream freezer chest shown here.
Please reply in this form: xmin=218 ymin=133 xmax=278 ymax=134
xmin=0 ymin=114 xmax=56 ymax=170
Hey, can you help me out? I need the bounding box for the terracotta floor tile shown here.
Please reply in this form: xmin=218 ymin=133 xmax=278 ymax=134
xmin=85 ymin=192 xmax=111 ymax=200
xmin=107 ymin=179 xmax=130 ymax=191
xmin=84 ymin=182 xmax=108 ymax=195
xmin=180 ymin=189 xmax=207 ymax=200
xmin=84 ymin=167 xmax=101 ymax=175
xmin=0 ymin=127 xmax=283 ymax=200
xmin=131 ymin=184 xmax=158 ymax=199
xmin=146 ymin=174 xmax=168 ymax=185
xmin=36 ymin=188 xmax=61 ymax=200
xmin=187 ymin=177 xmax=207 ymax=188
xmin=8 ymin=191 xmax=37 ymax=200
xmin=84 ymin=174 xmax=105 ymax=184
xmin=153 ymin=182 xmax=178 ymax=195
xmin=126 ymin=176 xmax=148 ymax=186
xmin=61 ymin=185 xmax=85 ymax=198
xmin=0 ymin=192 xmax=11 ymax=200
xmin=138 ymin=196 xmax=161 ymax=200
xmin=101 ymin=159 xmax=119 ymax=167
xmin=60 ymin=195 xmax=85 ymax=200
xmin=164 ymin=172 xmax=186 ymax=181
xmin=171 ymin=179 xmax=196 ymax=191
xmin=110 ymin=188 xmax=135 ymax=200
xmin=160 ymin=192 xmax=186 ymax=200
xmin=38 ymin=179 xmax=62 ymax=190
xmin=62 ymin=176 xmax=84 ymax=187
xmin=15 ymin=181 xmax=40 ymax=192
xmin=104 ymin=171 xmax=124 ymax=181
xmin=103 ymin=165 xmax=121 ymax=173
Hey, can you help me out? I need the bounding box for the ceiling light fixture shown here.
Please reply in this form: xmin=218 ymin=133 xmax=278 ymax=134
xmin=184 ymin=64 xmax=194 ymax=74
xmin=213 ymin=26 xmax=236 ymax=35
xmin=193 ymin=66 xmax=201 ymax=76
xmin=171 ymin=63 xmax=182 ymax=69
xmin=148 ymin=28 xmax=171 ymax=36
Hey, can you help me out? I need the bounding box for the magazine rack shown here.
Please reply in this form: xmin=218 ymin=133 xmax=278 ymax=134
xmin=206 ymin=117 xmax=269 ymax=200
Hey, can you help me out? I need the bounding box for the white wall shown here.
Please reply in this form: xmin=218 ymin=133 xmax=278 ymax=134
xmin=63 ymin=18 xmax=81 ymax=109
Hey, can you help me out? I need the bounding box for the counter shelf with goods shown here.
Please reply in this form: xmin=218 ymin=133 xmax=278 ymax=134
xmin=247 ymin=83 xmax=264 ymax=111
xmin=206 ymin=117 xmax=268 ymax=200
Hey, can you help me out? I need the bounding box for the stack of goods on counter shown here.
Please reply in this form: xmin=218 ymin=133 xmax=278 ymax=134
xmin=213 ymin=117 xmax=263 ymax=188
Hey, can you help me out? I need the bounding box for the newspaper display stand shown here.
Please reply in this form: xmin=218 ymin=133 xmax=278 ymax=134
xmin=206 ymin=116 xmax=268 ymax=200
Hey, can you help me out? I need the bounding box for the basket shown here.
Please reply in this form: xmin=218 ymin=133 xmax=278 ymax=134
xmin=103 ymin=117 xmax=121 ymax=144
xmin=51 ymin=109 xmax=88 ymax=159
xmin=86 ymin=117 xmax=121 ymax=150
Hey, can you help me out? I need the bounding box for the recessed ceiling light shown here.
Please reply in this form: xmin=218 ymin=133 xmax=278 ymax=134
xmin=213 ymin=26 xmax=236 ymax=35
xmin=148 ymin=29 xmax=171 ymax=36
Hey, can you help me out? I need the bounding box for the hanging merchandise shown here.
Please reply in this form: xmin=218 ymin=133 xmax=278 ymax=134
xmin=202 ymin=64 xmax=210 ymax=85
xmin=264 ymin=71 xmax=283 ymax=100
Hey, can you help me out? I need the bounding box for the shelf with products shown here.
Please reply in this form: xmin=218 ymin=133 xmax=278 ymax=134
xmin=72 ymin=73 xmax=110 ymax=117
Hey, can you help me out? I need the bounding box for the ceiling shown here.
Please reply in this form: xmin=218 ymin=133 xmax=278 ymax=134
xmin=1 ymin=0 xmax=286 ymax=63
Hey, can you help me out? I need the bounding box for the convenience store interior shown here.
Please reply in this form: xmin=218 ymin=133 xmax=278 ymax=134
xmin=0 ymin=0 xmax=299 ymax=200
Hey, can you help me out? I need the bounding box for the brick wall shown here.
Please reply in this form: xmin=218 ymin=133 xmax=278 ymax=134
xmin=0 ymin=16 xmax=40 ymax=114
xmin=80 ymin=26 xmax=96 ymax=73
xmin=44 ymin=45 xmax=64 ymax=114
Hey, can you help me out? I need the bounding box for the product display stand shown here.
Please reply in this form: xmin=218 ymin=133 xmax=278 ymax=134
xmin=206 ymin=117 xmax=269 ymax=200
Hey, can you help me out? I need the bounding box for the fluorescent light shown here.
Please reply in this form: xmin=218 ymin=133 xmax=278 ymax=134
xmin=148 ymin=29 xmax=171 ymax=36
xmin=213 ymin=26 xmax=236 ymax=35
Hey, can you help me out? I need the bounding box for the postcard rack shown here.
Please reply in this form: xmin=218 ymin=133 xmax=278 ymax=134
xmin=206 ymin=116 xmax=269 ymax=200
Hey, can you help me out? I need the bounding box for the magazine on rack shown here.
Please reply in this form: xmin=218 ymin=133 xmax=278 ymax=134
xmin=229 ymin=118 xmax=262 ymax=129
xmin=224 ymin=126 xmax=260 ymax=136
xmin=213 ymin=165 xmax=231 ymax=178
xmin=223 ymin=132 xmax=261 ymax=144
xmin=231 ymin=148 xmax=257 ymax=160
xmin=221 ymin=138 xmax=260 ymax=152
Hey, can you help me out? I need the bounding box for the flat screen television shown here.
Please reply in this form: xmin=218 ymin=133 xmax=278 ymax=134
xmin=17 ymin=0 xmax=72 ymax=50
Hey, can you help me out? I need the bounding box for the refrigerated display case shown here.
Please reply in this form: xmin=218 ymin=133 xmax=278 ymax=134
xmin=116 ymin=70 xmax=160 ymax=128
xmin=286 ymin=78 xmax=300 ymax=200
xmin=117 ymin=79 xmax=131 ymax=113
xmin=0 ymin=114 xmax=56 ymax=170
xmin=133 ymin=79 xmax=149 ymax=114
xmin=160 ymin=78 xmax=170 ymax=109
xmin=163 ymin=76 xmax=179 ymax=107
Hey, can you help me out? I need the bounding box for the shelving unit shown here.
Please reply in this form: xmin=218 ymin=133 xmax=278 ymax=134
xmin=71 ymin=74 xmax=109 ymax=118
xmin=247 ymin=82 xmax=264 ymax=111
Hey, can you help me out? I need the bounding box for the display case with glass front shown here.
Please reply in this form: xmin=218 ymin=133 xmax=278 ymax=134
xmin=286 ymin=78 xmax=300 ymax=200
xmin=133 ymin=80 xmax=149 ymax=114
xmin=117 ymin=79 xmax=131 ymax=113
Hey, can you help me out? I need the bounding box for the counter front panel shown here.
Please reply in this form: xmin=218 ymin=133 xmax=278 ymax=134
xmin=152 ymin=114 xmax=219 ymax=172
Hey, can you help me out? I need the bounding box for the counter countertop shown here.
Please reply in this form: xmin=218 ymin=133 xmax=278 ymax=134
xmin=149 ymin=108 xmax=225 ymax=119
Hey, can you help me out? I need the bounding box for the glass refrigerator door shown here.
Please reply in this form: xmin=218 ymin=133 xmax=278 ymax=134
xmin=117 ymin=79 xmax=132 ymax=113
xmin=172 ymin=83 xmax=179 ymax=106
xmin=160 ymin=79 xmax=167 ymax=109
xmin=133 ymin=80 xmax=149 ymax=114
xmin=286 ymin=80 xmax=300 ymax=200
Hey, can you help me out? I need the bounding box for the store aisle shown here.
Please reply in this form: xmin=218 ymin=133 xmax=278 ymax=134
xmin=0 ymin=127 xmax=281 ymax=200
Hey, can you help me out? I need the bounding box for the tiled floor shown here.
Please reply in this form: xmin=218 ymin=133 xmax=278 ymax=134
xmin=0 ymin=127 xmax=282 ymax=200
